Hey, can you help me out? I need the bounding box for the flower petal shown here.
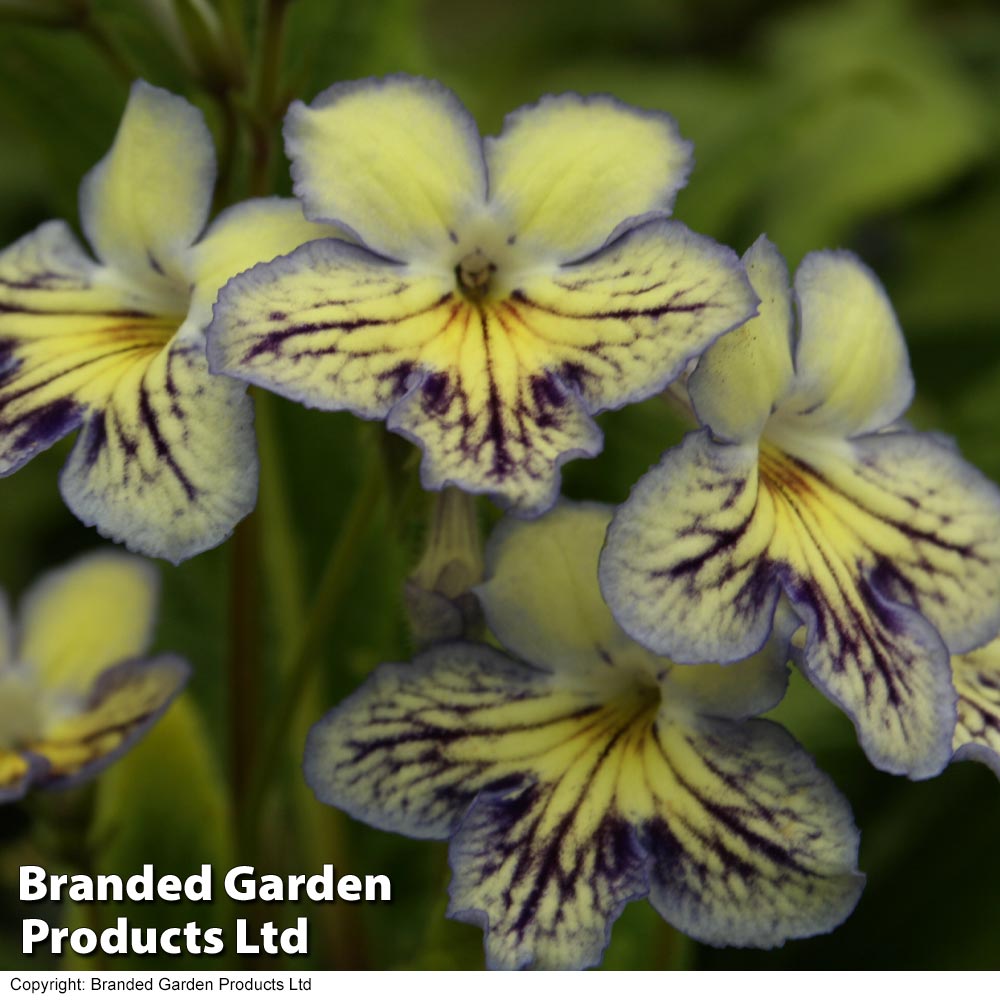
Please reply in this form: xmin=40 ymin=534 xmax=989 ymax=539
xmin=211 ymin=218 xmax=753 ymax=513
xmin=476 ymin=502 xmax=627 ymax=675
xmin=208 ymin=238 xmax=454 ymax=417
xmin=835 ymin=432 xmax=1000 ymax=655
xmin=660 ymin=647 xmax=791 ymax=722
xmin=29 ymin=654 xmax=189 ymax=789
xmin=639 ymin=716 xmax=863 ymax=948
xmin=80 ymin=80 xmax=215 ymax=287
xmin=60 ymin=321 xmax=258 ymax=563
xmin=505 ymin=219 xmax=758 ymax=414
xmin=688 ymin=235 xmax=795 ymax=442
xmin=481 ymin=501 xmax=791 ymax=719
xmin=778 ymin=250 xmax=914 ymax=437
xmin=18 ymin=550 xmax=158 ymax=693
xmin=447 ymin=780 xmax=648 ymax=971
xmin=284 ymin=75 xmax=486 ymax=260
xmin=952 ymin=635 xmax=1000 ymax=776
xmin=385 ymin=343 xmax=602 ymax=516
xmin=305 ymin=643 xmax=571 ymax=839
xmin=0 ymin=750 xmax=46 ymax=804
xmin=485 ymin=93 xmax=691 ymax=262
xmin=187 ymin=196 xmax=339 ymax=317
xmin=0 ymin=221 xmax=177 ymax=476
xmin=601 ymin=430 xmax=782 ymax=666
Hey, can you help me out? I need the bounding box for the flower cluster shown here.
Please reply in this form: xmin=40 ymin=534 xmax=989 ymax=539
xmin=3 ymin=72 xmax=1000 ymax=970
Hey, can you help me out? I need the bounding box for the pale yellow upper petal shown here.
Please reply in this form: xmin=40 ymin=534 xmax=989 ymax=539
xmin=777 ymin=250 xmax=913 ymax=436
xmin=79 ymin=80 xmax=215 ymax=288
xmin=486 ymin=93 xmax=692 ymax=262
xmin=476 ymin=502 xmax=627 ymax=676
xmin=187 ymin=197 xmax=342 ymax=319
xmin=284 ymin=75 xmax=487 ymax=260
xmin=688 ymin=235 xmax=794 ymax=442
xmin=18 ymin=551 xmax=158 ymax=694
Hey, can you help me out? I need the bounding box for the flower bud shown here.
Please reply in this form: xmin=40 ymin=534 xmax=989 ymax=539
xmin=405 ymin=488 xmax=484 ymax=647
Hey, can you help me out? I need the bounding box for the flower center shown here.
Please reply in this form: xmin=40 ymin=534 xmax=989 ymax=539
xmin=455 ymin=250 xmax=497 ymax=300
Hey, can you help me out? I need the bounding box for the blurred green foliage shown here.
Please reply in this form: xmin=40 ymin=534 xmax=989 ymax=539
xmin=0 ymin=0 xmax=999 ymax=972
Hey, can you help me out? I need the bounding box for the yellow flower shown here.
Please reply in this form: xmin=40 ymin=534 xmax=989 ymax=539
xmin=208 ymin=75 xmax=757 ymax=515
xmin=0 ymin=81 xmax=334 ymax=561
xmin=305 ymin=504 xmax=862 ymax=970
xmin=601 ymin=236 xmax=1000 ymax=779
xmin=0 ymin=551 xmax=188 ymax=800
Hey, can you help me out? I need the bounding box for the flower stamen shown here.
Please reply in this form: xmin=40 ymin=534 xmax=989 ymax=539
xmin=456 ymin=250 xmax=496 ymax=299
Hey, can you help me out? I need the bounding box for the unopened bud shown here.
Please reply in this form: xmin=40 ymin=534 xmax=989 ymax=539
xmin=405 ymin=488 xmax=484 ymax=646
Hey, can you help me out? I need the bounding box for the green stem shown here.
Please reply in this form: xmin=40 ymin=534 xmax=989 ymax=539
xmin=216 ymin=0 xmax=250 ymax=87
xmin=254 ymin=0 xmax=291 ymax=113
xmin=254 ymin=397 xmax=377 ymax=969
xmin=247 ymin=449 xmax=384 ymax=836
xmin=228 ymin=512 xmax=263 ymax=862
xmin=212 ymin=92 xmax=241 ymax=214
xmin=255 ymin=392 xmax=305 ymax=636
xmin=247 ymin=0 xmax=292 ymax=197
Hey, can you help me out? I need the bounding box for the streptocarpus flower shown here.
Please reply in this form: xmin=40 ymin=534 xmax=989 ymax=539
xmin=0 ymin=80 xmax=334 ymax=562
xmin=0 ymin=551 xmax=188 ymax=800
xmin=208 ymin=74 xmax=758 ymax=516
xmin=304 ymin=503 xmax=863 ymax=970
xmin=600 ymin=236 xmax=1000 ymax=780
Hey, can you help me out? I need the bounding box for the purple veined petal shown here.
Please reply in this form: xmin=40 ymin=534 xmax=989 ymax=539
xmin=60 ymin=319 xmax=258 ymax=564
xmin=31 ymin=653 xmax=190 ymax=791
xmin=642 ymin=716 xmax=864 ymax=948
xmin=304 ymin=621 xmax=862 ymax=967
xmin=0 ymin=220 xmax=159 ymax=478
xmin=952 ymin=634 xmax=1000 ymax=778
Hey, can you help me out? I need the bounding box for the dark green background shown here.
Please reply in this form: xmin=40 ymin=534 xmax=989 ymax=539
xmin=0 ymin=0 xmax=998 ymax=971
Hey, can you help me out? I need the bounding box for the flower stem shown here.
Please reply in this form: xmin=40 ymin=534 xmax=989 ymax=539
xmin=211 ymin=92 xmax=241 ymax=214
xmin=247 ymin=0 xmax=292 ymax=197
xmin=228 ymin=510 xmax=263 ymax=862
xmin=253 ymin=401 xmax=383 ymax=968
xmin=216 ymin=0 xmax=250 ymax=87
xmin=247 ymin=444 xmax=385 ymax=837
